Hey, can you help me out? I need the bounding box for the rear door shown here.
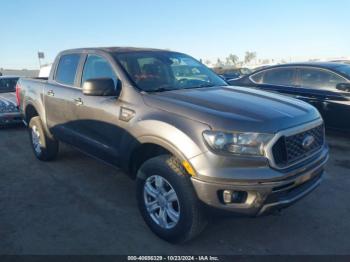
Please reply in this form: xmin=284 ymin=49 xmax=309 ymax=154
xmin=45 ymin=53 xmax=84 ymax=141
xmin=249 ymin=67 xmax=299 ymax=97
xmin=296 ymin=67 xmax=350 ymax=130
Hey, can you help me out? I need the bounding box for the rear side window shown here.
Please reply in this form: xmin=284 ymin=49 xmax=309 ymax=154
xmin=55 ymin=54 xmax=81 ymax=86
xmin=0 ymin=78 xmax=19 ymax=92
xmin=251 ymin=68 xmax=296 ymax=86
xmin=299 ymin=68 xmax=346 ymax=89
xmin=81 ymin=55 xmax=116 ymax=85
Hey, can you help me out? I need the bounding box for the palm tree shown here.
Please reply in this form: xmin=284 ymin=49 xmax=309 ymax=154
xmin=204 ymin=59 xmax=212 ymax=66
xmin=216 ymin=58 xmax=224 ymax=67
xmin=228 ymin=54 xmax=239 ymax=66
xmin=244 ymin=51 xmax=257 ymax=64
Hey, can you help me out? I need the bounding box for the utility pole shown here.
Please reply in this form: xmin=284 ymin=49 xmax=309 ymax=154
xmin=38 ymin=51 xmax=45 ymax=68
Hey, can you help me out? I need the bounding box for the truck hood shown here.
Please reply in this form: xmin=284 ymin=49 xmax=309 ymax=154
xmin=0 ymin=92 xmax=19 ymax=113
xmin=143 ymin=86 xmax=320 ymax=133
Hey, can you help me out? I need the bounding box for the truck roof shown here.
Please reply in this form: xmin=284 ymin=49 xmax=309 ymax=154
xmin=62 ymin=47 xmax=169 ymax=54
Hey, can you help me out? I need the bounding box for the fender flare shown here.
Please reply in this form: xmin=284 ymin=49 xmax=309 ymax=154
xmin=23 ymin=100 xmax=54 ymax=138
xmin=133 ymin=118 xmax=205 ymax=160
xmin=137 ymin=135 xmax=189 ymax=163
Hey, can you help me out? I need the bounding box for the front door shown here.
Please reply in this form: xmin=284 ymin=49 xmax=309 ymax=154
xmin=73 ymin=54 xmax=126 ymax=165
xmin=297 ymin=67 xmax=350 ymax=130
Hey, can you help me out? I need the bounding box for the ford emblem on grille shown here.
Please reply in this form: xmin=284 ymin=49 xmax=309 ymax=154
xmin=302 ymin=135 xmax=315 ymax=150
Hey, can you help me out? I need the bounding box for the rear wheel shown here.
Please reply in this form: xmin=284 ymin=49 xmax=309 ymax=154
xmin=136 ymin=155 xmax=207 ymax=243
xmin=29 ymin=116 xmax=59 ymax=161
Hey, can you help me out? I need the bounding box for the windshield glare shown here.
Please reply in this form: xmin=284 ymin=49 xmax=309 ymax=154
xmin=115 ymin=52 xmax=227 ymax=92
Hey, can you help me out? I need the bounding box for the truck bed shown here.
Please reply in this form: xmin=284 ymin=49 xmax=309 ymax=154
xmin=17 ymin=77 xmax=50 ymax=122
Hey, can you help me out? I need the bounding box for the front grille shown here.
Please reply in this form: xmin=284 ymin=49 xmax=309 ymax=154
xmin=272 ymin=124 xmax=324 ymax=167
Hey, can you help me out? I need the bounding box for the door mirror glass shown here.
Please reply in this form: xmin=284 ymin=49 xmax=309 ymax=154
xmin=336 ymin=83 xmax=350 ymax=92
xmin=82 ymin=78 xmax=120 ymax=96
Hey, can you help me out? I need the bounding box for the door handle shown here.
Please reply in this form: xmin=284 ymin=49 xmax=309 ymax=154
xmin=74 ymin=97 xmax=83 ymax=106
xmin=47 ymin=90 xmax=55 ymax=96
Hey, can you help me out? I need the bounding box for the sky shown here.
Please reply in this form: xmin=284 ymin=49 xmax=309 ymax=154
xmin=1 ymin=0 xmax=349 ymax=69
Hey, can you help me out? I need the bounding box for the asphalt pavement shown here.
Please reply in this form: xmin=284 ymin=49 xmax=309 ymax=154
xmin=0 ymin=126 xmax=349 ymax=255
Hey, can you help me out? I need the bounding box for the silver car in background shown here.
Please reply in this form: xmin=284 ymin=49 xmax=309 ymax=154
xmin=0 ymin=76 xmax=22 ymax=126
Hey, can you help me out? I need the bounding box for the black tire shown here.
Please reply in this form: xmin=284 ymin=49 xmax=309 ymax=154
xmin=28 ymin=116 xmax=59 ymax=161
xmin=136 ymin=155 xmax=207 ymax=243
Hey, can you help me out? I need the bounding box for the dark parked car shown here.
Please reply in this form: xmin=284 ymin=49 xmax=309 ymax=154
xmin=213 ymin=67 xmax=252 ymax=80
xmin=18 ymin=48 xmax=328 ymax=243
xmin=329 ymin=60 xmax=350 ymax=65
xmin=0 ymin=76 xmax=22 ymax=125
xmin=229 ymin=62 xmax=350 ymax=131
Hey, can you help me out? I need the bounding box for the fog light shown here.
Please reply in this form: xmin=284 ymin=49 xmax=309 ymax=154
xmin=222 ymin=190 xmax=248 ymax=204
xmin=223 ymin=190 xmax=233 ymax=204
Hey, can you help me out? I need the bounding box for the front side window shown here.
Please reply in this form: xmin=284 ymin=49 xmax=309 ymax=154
xmin=81 ymin=55 xmax=117 ymax=85
xmin=115 ymin=52 xmax=227 ymax=92
xmin=55 ymin=54 xmax=81 ymax=86
xmin=0 ymin=78 xmax=19 ymax=92
xmin=251 ymin=68 xmax=296 ymax=86
xmin=334 ymin=64 xmax=350 ymax=79
xmin=299 ymin=68 xmax=346 ymax=89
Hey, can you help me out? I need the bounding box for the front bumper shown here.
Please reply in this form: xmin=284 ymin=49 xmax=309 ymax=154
xmin=190 ymin=145 xmax=329 ymax=216
xmin=0 ymin=112 xmax=22 ymax=125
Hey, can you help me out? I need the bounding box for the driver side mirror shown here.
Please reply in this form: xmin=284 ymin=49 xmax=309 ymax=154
xmin=336 ymin=83 xmax=350 ymax=92
xmin=83 ymin=78 xmax=121 ymax=96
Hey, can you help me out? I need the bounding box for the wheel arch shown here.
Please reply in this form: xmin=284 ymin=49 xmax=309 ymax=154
xmin=128 ymin=136 xmax=190 ymax=179
xmin=24 ymin=101 xmax=53 ymax=139
xmin=24 ymin=103 xmax=39 ymax=124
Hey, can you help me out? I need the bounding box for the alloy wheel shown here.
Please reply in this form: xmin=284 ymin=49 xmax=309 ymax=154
xmin=143 ymin=175 xmax=180 ymax=229
xmin=31 ymin=125 xmax=42 ymax=154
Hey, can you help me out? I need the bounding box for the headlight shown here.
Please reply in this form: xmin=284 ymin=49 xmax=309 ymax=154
xmin=203 ymin=130 xmax=274 ymax=156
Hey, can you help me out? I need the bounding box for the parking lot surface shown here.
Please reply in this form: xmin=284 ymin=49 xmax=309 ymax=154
xmin=0 ymin=126 xmax=350 ymax=255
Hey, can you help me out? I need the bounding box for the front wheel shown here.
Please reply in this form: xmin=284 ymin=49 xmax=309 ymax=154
xmin=29 ymin=116 xmax=59 ymax=161
xmin=136 ymin=155 xmax=207 ymax=243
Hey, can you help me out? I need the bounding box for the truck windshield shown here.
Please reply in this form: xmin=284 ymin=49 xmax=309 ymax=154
xmin=114 ymin=52 xmax=227 ymax=92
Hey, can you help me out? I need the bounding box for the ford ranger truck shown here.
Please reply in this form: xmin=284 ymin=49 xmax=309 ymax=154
xmin=17 ymin=47 xmax=329 ymax=243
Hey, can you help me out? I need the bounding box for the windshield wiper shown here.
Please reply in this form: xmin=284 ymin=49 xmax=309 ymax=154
xmin=184 ymin=84 xmax=216 ymax=90
xmin=147 ymin=85 xmax=177 ymax=93
xmin=148 ymin=83 xmax=216 ymax=93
